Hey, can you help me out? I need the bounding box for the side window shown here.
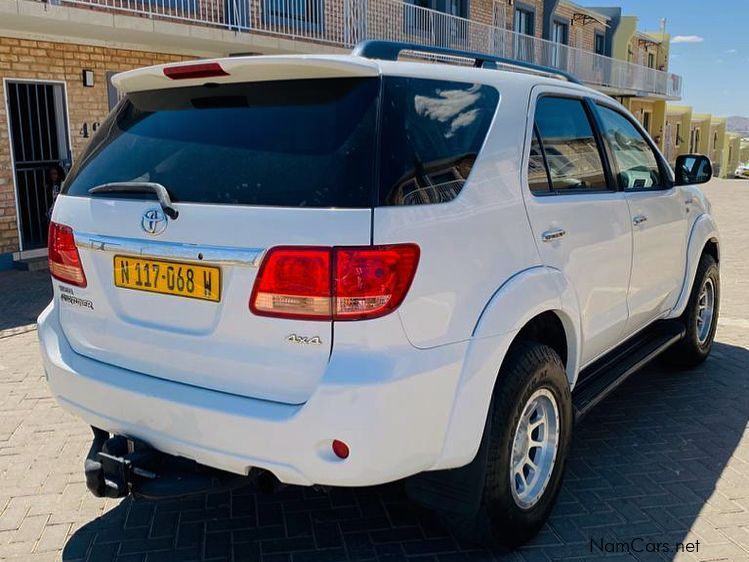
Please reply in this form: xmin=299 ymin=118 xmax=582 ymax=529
xmin=530 ymin=96 xmax=608 ymax=193
xmin=595 ymin=104 xmax=663 ymax=190
xmin=379 ymin=78 xmax=499 ymax=206
xmin=528 ymin=126 xmax=551 ymax=194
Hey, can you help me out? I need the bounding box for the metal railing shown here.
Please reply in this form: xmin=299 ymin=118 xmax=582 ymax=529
xmin=55 ymin=0 xmax=682 ymax=98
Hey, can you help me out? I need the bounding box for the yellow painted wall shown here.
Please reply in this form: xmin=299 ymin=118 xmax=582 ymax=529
xmin=665 ymin=106 xmax=692 ymax=164
xmin=725 ymin=134 xmax=742 ymax=176
xmin=612 ymin=15 xmax=637 ymax=61
xmin=690 ymin=114 xmax=712 ymax=156
xmin=709 ymin=118 xmax=727 ymax=176
xmin=740 ymin=140 xmax=749 ymax=165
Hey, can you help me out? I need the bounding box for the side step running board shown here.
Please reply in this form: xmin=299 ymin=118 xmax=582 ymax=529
xmin=572 ymin=320 xmax=685 ymax=422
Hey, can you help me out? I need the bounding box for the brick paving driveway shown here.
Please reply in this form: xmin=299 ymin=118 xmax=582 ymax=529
xmin=1 ymin=178 xmax=748 ymax=561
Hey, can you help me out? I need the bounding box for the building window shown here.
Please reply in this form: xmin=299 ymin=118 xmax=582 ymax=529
xmin=642 ymin=110 xmax=652 ymax=135
xmin=263 ymin=0 xmax=324 ymax=31
xmin=550 ymin=20 xmax=568 ymax=68
xmin=514 ymin=5 xmax=535 ymax=62
xmin=675 ymin=123 xmax=682 ymax=146
xmin=594 ymin=32 xmax=605 ymax=55
xmin=713 ymin=132 xmax=719 ymax=150
xmin=405 ymin=0 xmax=467 ymax=38
xmin=552 ymin=20 xmax=568 ymax=44
xmin=647 ymin=52 xmax=655 ymax=68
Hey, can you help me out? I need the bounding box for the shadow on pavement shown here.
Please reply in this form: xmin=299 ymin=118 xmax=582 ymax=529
xmin=0 ymin=270 xmax=52 ymax=333
xmin=63 ymin=341 xmax=748 ymax=561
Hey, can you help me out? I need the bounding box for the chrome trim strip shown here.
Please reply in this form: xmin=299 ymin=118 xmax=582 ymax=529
xmin=74 ymin=231 xmax=265 ymax=267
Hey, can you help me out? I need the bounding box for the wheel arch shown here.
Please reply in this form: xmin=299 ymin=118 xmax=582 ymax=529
xmin=669 ymin=214 xmax=720 ymax=319
xmin=432 ymin=266 xmax=582 ymax=470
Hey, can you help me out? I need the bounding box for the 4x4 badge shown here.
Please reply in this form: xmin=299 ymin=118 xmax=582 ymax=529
xmin=286 ymin=334 xmax=323 ymax=345
xmin=141 ymin=208 xmax=168 ymax=236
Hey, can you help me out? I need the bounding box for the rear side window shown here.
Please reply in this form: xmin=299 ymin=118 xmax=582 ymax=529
xmin=64 ymin=78 xmax=379 ymax=208
xmin=529 ymin=96 xmax=608 ymax=194
xmin=379 ymin=78 xmax=499 ymax=206
xmin=64 ymin=76 xmax=499 ymax=208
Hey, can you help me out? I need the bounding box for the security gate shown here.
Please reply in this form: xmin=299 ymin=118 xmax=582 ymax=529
xmin=5 ymin=80 xmax=72 ymax=252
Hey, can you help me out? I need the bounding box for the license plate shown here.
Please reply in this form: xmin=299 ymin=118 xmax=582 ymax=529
xmin=113 ymin=255 xmax=221 ymax=302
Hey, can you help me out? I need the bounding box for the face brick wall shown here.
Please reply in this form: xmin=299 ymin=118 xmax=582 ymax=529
xmin=0 ymin=37 xmax=191 ymax=254
xmin=552 ymin=4 xmax=606 ymax=53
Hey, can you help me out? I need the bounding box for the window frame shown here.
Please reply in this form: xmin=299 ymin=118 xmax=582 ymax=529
xmin=591 ymin=100 xmax=674 ymax=193
xmin=526 ymin=93 xmax=617 ymax=197
xmin=262 ymin=0 xmax=325 ymax=32
xmin=594 ymin=31 xmax=606 ymax=55
xmin=513 ymin=3 xmax=535 ymax=35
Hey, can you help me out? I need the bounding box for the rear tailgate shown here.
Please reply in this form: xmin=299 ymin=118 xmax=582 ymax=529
xmin=53 ymin=199 xmax=370 ymax=405
xmin=53 ymin=70 xmax=378 ymax=405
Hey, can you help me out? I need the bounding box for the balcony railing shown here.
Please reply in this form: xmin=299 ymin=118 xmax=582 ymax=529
xmin=53 ymin=0 xmax=682 ymax=98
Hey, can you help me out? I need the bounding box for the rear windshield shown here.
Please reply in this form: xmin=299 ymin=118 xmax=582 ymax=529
xmin=63 ymin=76 xmax=499 ymax=207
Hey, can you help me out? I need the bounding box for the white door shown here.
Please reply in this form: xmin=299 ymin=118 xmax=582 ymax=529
xmin=593 ymin=103 xmax=688 ymax=335
xmin=523 ymin=92 xmax=633 ymax=365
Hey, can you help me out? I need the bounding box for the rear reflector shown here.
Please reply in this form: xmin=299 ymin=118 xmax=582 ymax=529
xmin=48 ymin=222 xmax=87 ymax=287
xmin=332 ymin=440 xmax=350 ymax=459
xmin=163 ymin=62 xmax=229 ymax=80
xmin=250 ymin=244 xmax=419 ymax=321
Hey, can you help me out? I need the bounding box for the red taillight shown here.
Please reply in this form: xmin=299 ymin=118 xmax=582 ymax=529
xmin=250 ymin=244 xmax=419 ymax=321
xmin=250 ymin=247 xmax=332 ymax=320
xmin=163 ymin=62 xmax=229 ymax=80
xmin=48 ymin=222 xmax=87 ymax=287
xmin=335 ymin=245 xmax=420 ymax=320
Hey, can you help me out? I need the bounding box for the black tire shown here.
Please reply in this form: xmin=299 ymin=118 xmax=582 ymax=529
xmin=664 ymin=253 xmax=720 ymax=368
xmin=449 ymin=341 xmax=572 ymax=548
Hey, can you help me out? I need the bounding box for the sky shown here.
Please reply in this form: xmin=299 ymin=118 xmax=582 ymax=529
xmin=580 ymin=0 xmax=749 ymax=117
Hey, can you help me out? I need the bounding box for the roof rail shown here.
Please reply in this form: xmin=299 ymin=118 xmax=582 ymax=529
xmin=351 ymin=40 xmax=582 ymax=85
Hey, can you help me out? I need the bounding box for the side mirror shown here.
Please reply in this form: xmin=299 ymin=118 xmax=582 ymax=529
xmin=675 ymin=154 xmax=712 ymax=186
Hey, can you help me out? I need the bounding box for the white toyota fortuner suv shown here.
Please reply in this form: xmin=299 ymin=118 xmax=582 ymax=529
xmin=38 ymin=41 xmax=720 ymax=547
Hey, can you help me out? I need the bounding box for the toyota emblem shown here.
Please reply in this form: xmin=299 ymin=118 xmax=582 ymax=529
xmin=141 ymin=208 xmax=168 ymax=236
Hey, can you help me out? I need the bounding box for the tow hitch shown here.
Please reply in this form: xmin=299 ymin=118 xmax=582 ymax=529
xmin=84 ymin=427 xmax=247 ymax=500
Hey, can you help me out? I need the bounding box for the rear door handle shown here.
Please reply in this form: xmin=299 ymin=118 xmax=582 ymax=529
xmin=633 ymin=215 xmax=648 ymax=226
xmin=542 ymin=228 xmax=566 ymax=242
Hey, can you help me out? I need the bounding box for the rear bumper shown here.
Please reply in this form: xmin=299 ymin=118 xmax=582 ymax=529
xmin=38 ymin=302 xmax=470 ymax=486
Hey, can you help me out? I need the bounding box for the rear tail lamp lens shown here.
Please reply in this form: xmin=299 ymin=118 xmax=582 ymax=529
xmin=250 ymin=244 xmax=419 ymax=321
xmin=48 ymin=222 xmax=87 ymax=287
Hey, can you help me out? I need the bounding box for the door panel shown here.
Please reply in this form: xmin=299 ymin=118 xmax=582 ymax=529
xmin=524 ymin=94 xmax=633 ymax=366
xmin=526 ymin=193 xmax=633 ymax=364
xmin=593 ymin=103 xmax=689 ymax=335
xmin=624 ymin=189 xmax=688 ymax=333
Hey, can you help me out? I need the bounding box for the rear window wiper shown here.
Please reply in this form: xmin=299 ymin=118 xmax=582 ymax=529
xmin=88 ymin=182 xmax=179 ymax=220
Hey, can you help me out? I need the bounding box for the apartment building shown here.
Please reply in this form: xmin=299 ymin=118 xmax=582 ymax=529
xmin=0 ymin=0 xmax=683 ymax=266
xmin=664 ymin=104 xmax=749 ymax=178
xmin=664 ymin=105 xmax=693 ymax=165
xmin=724 ymin=133 xmax=742 ymax=177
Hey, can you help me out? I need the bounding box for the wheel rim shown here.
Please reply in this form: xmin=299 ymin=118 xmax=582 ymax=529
xmin=509 ymin=388 xmax=560 ymax=510
xmin=696 ymin=278 xmax=715 ymax=345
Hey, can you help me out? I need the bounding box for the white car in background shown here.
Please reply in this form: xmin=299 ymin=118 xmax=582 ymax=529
xmin=735 ymin=163 xmax=749 ymax=179
xmin=38 ymin=41 xmax=721 ymax=548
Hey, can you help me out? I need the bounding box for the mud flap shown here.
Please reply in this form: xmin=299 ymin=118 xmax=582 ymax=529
xmin=404 ymin=411 xmax=491 ymax=516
